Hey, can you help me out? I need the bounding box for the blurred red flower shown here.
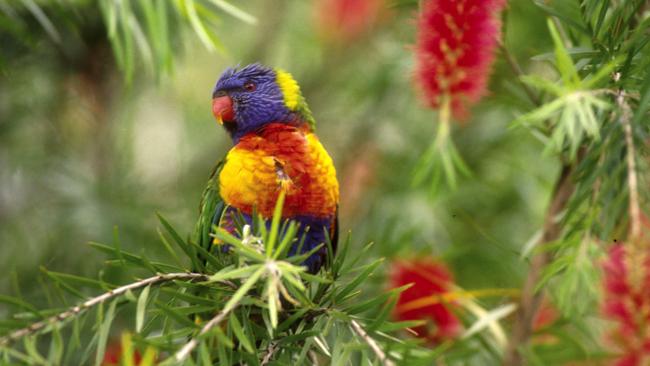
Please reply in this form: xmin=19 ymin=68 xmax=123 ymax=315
xmin=315 ymin=0 xmax=385 ymax=43
xmin=414 ymin=0 xmax=506 ymax=119
xmin=389 ymin=258 xmax=461 ymax=343
xmin=532 ymin=296 xmax=559 ymax=331
xmin=531 ymin=295 xmax=560 ymax=345
xmin=102 ymin=341 xmax=143 ymax=366
xmin=602 ymin=243 xmax=650 ymax=366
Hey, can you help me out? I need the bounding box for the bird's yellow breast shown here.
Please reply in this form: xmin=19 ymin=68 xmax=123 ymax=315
xmin=219 ymin=124 xmax=338 ymax=218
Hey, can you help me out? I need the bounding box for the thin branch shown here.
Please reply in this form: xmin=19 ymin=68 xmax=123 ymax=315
xmin=261 ymin=342 xmax=279 ymax=366
xmin=617 ymin=89 xmax=641 ymax=240
xmin=173 ymin=303 xmax=236 ymax=362
xmin=503 ymin=163 xmax=576 ymax=365
xmin=0 ymin=272 xmax=213 ymax=347
xmin=308 ymin=350 xmax=320 ymax=365
xmin=350 ymin=319 xmax=395 ymax=366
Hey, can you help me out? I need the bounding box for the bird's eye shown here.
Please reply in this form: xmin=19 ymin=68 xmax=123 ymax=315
xmin=244 ymin=82 xmax=256 ymax=92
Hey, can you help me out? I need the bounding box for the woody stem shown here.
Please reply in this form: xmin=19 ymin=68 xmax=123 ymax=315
xmin=503 ymin=164 xmax=575 ymax=365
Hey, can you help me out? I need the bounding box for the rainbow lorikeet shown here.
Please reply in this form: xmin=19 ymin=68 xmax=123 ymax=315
xmin=194 ymin=64 xmax=339 ymax=273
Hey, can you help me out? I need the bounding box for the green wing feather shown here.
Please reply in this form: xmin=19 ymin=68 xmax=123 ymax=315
xmin=193 ymin=160 xmax=226 ymax=265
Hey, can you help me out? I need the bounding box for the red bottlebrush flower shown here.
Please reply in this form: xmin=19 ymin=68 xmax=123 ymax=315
xmin=414 ymin=0 xmax=506 ymax=119
xmin=315 ymin=0 xmax=385 ymax=43
xmin=389 ymin=258 xmax=461 ymax=343
xmin=602 ymin=244 xmax=650 ymax=366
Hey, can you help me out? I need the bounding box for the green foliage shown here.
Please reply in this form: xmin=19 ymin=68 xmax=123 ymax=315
xmin=1 ymin=0 xmax=256 ymax=82
xmin=0 ymin=198 xmax=422 ymax=365
xmin=413 ymin=117 xmax=471 ymax=195
xmin=506 ymin=0 xmax=650 ymax=362
xmin=0 ymin=192 xmax=530 ymax=365
xmin=514 ymin=20 xmax=614 ymax=159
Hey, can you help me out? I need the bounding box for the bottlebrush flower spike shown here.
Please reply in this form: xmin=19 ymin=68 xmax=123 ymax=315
xmin=602 ymin=243 xmax=650 ymax=366
xmin=389 ymin=258 xmax=461 ymax=343
xmin=414 ymin=0 xmax=506 ymax=119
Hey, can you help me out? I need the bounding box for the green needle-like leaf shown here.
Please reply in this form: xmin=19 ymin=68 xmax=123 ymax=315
xmin=94 ymin=300 xmax=116 ymax=366
xmin=209 ymin=265 xmax=260 ymax=282
xmin=548 ymin=18 xmax=580 ymax=88
xmin=229 ymin=314 xmax=254 ymax=353
xmin=334 ymin=258 xmax=383 ymax=303
xmin=266 ymin=191 xmax=286 ymax=256
xmin=206 ymin=0 xmax=257 ymax=24
xmin=136 ymin=285 xmax=150 ymax=333
xmin=223 ymin=266 xmax=265 ymax=314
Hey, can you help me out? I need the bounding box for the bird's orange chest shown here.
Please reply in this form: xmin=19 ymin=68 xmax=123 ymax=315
xmin=219 ymin=124 xmax=338 ymax=218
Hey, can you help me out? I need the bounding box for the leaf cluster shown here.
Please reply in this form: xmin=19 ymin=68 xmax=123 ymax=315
xmin=0 ymin=196 xmax=422 ymax=365
xmin=0 ymin=0 xmax=257 ymax=82
xmin=507 ymin=0 xmax=650 ymax=362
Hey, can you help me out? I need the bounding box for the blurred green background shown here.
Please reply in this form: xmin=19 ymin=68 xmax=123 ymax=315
xmin=0 ymin=0 xmax=555 ymax=307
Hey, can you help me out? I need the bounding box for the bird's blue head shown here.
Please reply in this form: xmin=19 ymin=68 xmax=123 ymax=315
xmin=211 ymin=63 xmax=315 ymax=142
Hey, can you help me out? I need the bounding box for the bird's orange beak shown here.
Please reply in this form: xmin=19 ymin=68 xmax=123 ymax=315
xmin=212 ymin=96 xmax=234 ymax=125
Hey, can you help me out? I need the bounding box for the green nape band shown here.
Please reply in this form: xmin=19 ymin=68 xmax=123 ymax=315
xmin=275 ymin=68 xmax=316 ymax=129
